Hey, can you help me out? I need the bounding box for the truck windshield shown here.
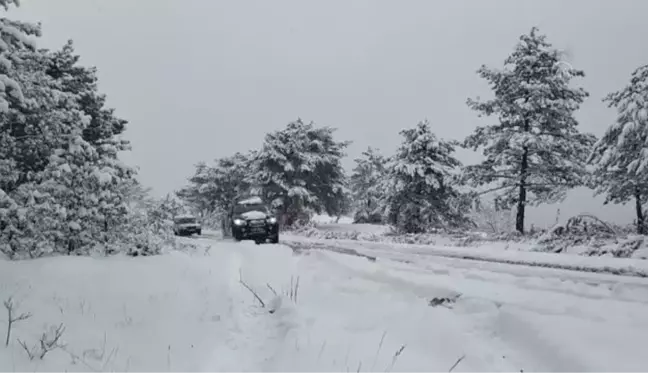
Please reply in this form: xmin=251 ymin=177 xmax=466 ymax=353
xmin=175 ymin=217 xmax=196 ymax=224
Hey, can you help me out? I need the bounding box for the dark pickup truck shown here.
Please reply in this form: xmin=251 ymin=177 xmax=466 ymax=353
xmin=222 ymin=196 xmax=279 ymax=244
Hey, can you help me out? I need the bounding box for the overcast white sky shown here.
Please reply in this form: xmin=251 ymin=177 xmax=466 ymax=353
xmin=11 ymin=0 xmax=648 ymax=227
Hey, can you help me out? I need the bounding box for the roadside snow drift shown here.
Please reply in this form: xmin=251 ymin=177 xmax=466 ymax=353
xmin=0 ymin=249 xmax=230 ymax=372
xmin=2 ymin=234 xmax=648 ymax=371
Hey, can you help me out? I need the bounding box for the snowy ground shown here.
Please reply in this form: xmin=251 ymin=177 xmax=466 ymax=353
xmin=295 ymin=216 xmax=648 ymax=263
xmin=2 ymin=231 xmax=648 ymax=371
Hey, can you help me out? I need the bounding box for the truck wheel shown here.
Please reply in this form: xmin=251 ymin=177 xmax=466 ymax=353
xmin=269 ymin=234 xmax=279 ymax=244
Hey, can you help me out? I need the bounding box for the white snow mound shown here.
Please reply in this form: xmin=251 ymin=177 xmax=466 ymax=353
xmin=241 ymin=210 xmax=267 ymax=220
xmin=238 ymin=196 xmax=263 ymax=205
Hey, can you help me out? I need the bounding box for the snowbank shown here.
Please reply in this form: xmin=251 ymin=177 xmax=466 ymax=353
xmin=1 ymin=239 xmax=503 ymax=371
xmin=299 ymin=248 xmax=648 ymax=372
xmin=290 ymin=220 xmax=648 ymax=262
xmin=284 ymin=234 xmax=648 ymax=278
xmin=3 ymin=235 xmax=648 ymax=371
xmin=310 ymin=214 xmax=355 ymax=225
xmin=0 ymin=247 xmax=226 ymax=372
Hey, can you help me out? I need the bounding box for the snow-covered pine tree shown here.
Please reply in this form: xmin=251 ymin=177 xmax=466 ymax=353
xmin=0 ymin=0 xmax=40 ymax=112
xmin=177 ymin=161 xmax=215 ymax=217
xmin=51 ymin=42 xmax=135 ymax=246
xmin=148 ymin=193 xmax=184 ymax=228
xmin=35 ymin=45 xmax=134 ymax=254
xmin=30 ymin=122 xmax=128 ymax=255
xmin=0 ymin=9 xmax=41 ymax=210
xmin=320 ymin=174 xmax=352 ymax=222
xmin=309 ymin=156 xmax=351 ymax=220
xmin=350 ymin=147 xmax=387 ymax=223
xmin=588 ymin=64 xmax=648 ymax=234
xmin=386 ymin=120 xmax=467 ymax=233
xmin=45 ymin=40 xmax=129 ymax=155
xmin=249 ymin=119 xmax=350 ymax=226
xmin=177 ymin=152 xmax=252 ymax=221
xmin=0 ymin=30 xmax=87 ymax=257
xmin=463 ymin=27 xmax=595 ymax=234
xmin=0 ymin=32 xmax=137 ymax=257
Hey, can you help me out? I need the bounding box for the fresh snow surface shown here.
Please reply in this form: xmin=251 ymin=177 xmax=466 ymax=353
xmin=310 ymin=214 xmax=355 ymax=225
xmin=241 ymin=210 xmax=267 ymax=220
xmin=2 ymin=233 xmax=648 ymax=371
xmin=294 ymin=218 xmax=648 ymax=274
xmin=309 ymin=215 xmax=390 ymax=234
xmin=317 ymin=222 xmax=391 ymax=235
xmin=284 ymin=234 xmax=648 ymax=277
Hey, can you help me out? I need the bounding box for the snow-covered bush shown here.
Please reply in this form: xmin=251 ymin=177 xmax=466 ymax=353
xmin=289 ymin=225 xmax=384 ymax=242
xmin=0 ymin=17 xmax=176 ymax=259
xmin=383 ymin=120 xmax=470 ymax=233
xmin=0 ymin=45 xmax=136 ymax=257
xmin=531 ymin=214 xmax=642 ymax=256
xmin=248 ymin=119 xmax=350 ymax=227
xmin=88 ymin=189 xmax=203 ymax=257
xmin=350 ymin=147 xmax=387 ymax=224
xmin=467 ymin=198 xmax=515 ymax=235
xmin=288 ymin=215 xmax=648 ymax=259
xmin=177 ymin=153 xmax=253 ymax=227
xmin=582 ymin=236 xmax=646 ymax=258
xmin=0 ymin=0 xmax=40 ymax=112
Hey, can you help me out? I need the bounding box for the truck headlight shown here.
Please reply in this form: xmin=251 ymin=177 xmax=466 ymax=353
xmin=234 ymin=219 xmax=245 ymax=226
xmin=267 ymin=217 xmax=277 ymax=224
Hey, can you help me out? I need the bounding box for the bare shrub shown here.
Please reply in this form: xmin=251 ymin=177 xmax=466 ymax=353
xmin=448 ymin=354 xmax=466 ymax=372
xmin=4 ymin=297 xmax=32 ymax=347
xmin=551 ymin=213 xmax=618 ymax=237
xmin=238 ymin=269 xmax=267 ymax=309
xmin=266 ymin=275 xmax=300 ymax=305
xmin=468 ymin=198 xmax=515 ymax=235
xmin=63 ymin=332 xmax=119 ymax=372
xmin=17 ymin=323 xmax=66 ymax=360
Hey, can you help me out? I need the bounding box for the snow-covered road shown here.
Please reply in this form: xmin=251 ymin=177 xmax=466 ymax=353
xmin=204 ymin=238 xmax=519 ymax=371
xmin=2 ymin=233 xmax=648 ymax=371
xmin=281 ymin=236 xmax=648 ymax=371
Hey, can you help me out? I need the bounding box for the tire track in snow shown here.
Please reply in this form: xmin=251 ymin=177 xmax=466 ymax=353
xmin=205 ymin=241 xmax=301 ymax=371
xmin=493 ymin=309 xmax=590 ymax=371
xmin=284 ymin=236 xmax=648 ymax=278
xmin=296 ymin=250 xmax=526 ymax=373
xmin=292 ymin=246 xmax=648 ymax=371
xmin=204 ymin=236 xmax=648 ymax=371
xmin=284 ymin=239 xmax=648 ymax=305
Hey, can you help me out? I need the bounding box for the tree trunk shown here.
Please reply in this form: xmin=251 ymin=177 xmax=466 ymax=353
xmin=635 ymin=185 xmax=645 ymax=235
xmin=515 ymin=147 xmax=529 ymax=234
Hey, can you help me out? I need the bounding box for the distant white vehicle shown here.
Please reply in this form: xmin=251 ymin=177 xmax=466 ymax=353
xmin=173 ymin=215 xmax=202 ymax=236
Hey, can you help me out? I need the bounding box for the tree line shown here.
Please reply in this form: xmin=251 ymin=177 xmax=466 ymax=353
xmin=179 ymin=28 xmax=648 ymax=235
xmin=0 ymin=2 xmax=174 ymax=259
